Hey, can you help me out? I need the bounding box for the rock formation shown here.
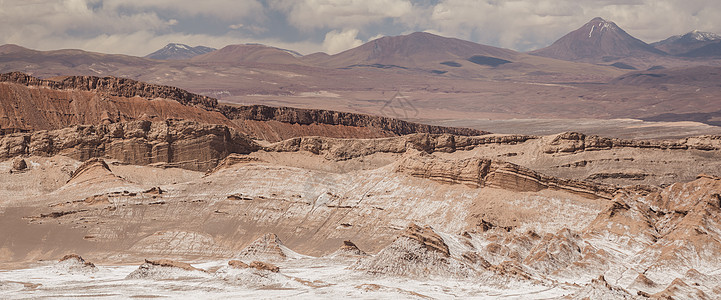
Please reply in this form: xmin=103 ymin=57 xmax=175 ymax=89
xmin=221 ymin=105 xmax=487 ymax=138
xmin=0 ymin=72 xmax=218 ymax=108
xmin=396 ymin=154 xmax=621 ymax=199
xmin=0 ymin=119 xmax=259 ymax=171
xmin=355 ymin=224 xmax=474 ymax=278
xmin=125 ymin=259 xmax=207 ymax=279
xmin=236 ymin=233 xmax=290 ymax=262
xmin=248 ymin=261 xmax=280 ymax=273
xmin=544 ymin=131 xmax=721 ymax=154
xmin=266 ymin=133 xmax=534 ymax=160
xmin=0 ymin=72 xmax=488 ymax=141
xmin=10 ymin=157 xmax=26 ymax=172
xmin=227 ymin=260 xmax=248 ymax=269
xmin=569 ymin=275 xmax=635 ymax=299
xmin=332 ymin=240 xmax=367 ymax=257
xmin=55 ymin=254 xmax=98 ymax=274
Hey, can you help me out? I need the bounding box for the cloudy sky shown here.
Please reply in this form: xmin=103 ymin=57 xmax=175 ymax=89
xmin=1 ymin=0 xmax=719 ymax=56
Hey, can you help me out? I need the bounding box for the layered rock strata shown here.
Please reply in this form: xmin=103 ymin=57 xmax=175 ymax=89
xmin=267 ymin=133 xmax=535 ymax=160
xmin=0 ymin=119 xmax=258 ymax=171
xmin=1 ymin=72 xmax=487 ymax=139
xmin=396 ymin=154 xmax=623 ymax=199
xmin=544 ymin=131 xmax=721 ymax=154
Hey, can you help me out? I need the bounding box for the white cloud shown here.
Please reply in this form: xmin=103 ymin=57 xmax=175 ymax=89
xmin=2 ymin=0 xmax=721 ymax=56
xmin=101 ymin=0 xmax=265 ymax=21
xmin=268 ymin=0 xmax=415 ymax=30
xmin=421 ymin=0 xmax=721 ymax=50
xmin=322 ymin=28 xmax=364 ymax=54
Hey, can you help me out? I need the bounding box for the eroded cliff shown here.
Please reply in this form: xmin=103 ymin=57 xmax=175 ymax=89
xmin=0 ymin=119 xmax=258 ymax=171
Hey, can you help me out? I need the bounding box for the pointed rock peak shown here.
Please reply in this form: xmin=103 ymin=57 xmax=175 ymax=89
xmin=68 ymin=158 xmax=112 ymax=182
xmin=59 ymin=254 xmax=93 ymax=265
xmin=339 ymin=240 xmax=367 ymax=255
xmin=236 ymin=233 xmax=288 ymax=261
xmin=585 ymin=17 xmax=619 ymax=38
xmin=400 ymin=223 xmax=450 ymax=257
xmin=683 ymin=30 xmax=721 ymax=41
xmin=56 ymin=253 xmax=98 ymax=273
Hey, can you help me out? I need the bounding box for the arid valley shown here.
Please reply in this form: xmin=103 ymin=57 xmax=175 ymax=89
xmin=2 ymin=7 xmax=721 ymax=299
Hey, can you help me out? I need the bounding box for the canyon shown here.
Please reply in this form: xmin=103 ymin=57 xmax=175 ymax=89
xmin=1 ymin=72 xmax=721 ymax=298
xmin=2 ymin=19 xmax=721 ymax=298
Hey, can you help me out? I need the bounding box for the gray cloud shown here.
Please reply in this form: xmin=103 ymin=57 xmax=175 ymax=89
xmin=0 ymin=0 xmax=720 ymax=56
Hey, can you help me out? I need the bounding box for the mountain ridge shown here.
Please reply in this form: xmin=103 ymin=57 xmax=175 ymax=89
xmin=145 ymin=43 xmax=216 ymax=60
xmin=530 ymin=17 xmax=666 ymax=63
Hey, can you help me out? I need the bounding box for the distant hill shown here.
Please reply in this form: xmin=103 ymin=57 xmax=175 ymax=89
xmin=530 ymin=17 xmax=665 ymax=62
xmin=679 ymin=40 xmax=721 ymax=58
xmin=302 ymin=31 xmax=518 ymax=69
xmin=610 ymin=65 xmax=721 ymax=88
xmin=145 ymin=43 xmax=216 ymax=60
xmin=652 ymin=30 xmax=721 ymax=55
xmin=190 ymin=44 xmax=304 ymax=65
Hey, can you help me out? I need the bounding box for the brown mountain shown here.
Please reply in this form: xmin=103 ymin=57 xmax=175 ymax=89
xmin=191 ymin=44 xmax=304 ymax=65
xmin=303 ymin=31 xmax=518 ymax=69
xmin=145 ymin=43 xmax=216 ymax=60
xmin=652 ymin=30 xmax=721 ymax=56
xmin=301 ymin=31 xmax=626 ymax=81
xmin=679 ymin=40 xmax=721 ymax=57
xmin=0 ymin=72 xmax=485 ymax=140
xmin=530 ymin=17 xmax=666 ymax=62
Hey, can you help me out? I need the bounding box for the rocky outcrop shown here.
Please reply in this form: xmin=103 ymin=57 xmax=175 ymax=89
xmin=236 ymin=233 xmax=289 ymax=262
xmin=208 ymin=154 xmax=264 ymax=174
xmin=248 ymin=261 xmax=280 ymax=273
xmin=227 ymin=260 xmax=248 ymax=269
xmin=10 ymin=157 xmax=26 ymax=172
xmin=569 ymin=275 xmax=635 ymax=299
xmin=339 ymin=240 xmax=367 ymax=256
xmin=522 ymin=228 xmax=584 ymax=273
xmin=69 ymin=158 xmax=111 ymax=182
xmin=400 ymin=224 xmax=451 ymax=257
xmin=125 ymin=259 xmax=208 ymax=279
xmin=355 ymin=224 xmax=474 ymax=278
xmin=396 ymin=154 xmax=621 ymax=199
xmin=221 ymin=104 xmax=487 ymax=137
xmin=56 ymin=254 xmax=98 ymax=274
xmin=0 ymin=72 xmax=217 ymax=108
xmin=544 ymin=131 xmax=721 ymax=154
xmin=141 ymin=259 xmax=206 ymax=272
xmin=396 ymin=154 xmax=490 ymax=188
xmin=267 ymin=133 xmax=535 ymax=161
xmin=1 ymin=72 xmax=487 ymax=141
xmin=0 ymin=119 xmax=259 ymax=171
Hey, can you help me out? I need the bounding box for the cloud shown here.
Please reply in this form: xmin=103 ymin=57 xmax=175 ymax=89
xmin=2 ymin=0 xmax=721 ymax=56
xmin=322 ymin=28 xmax=364 ymax=54
xmin=268 ymin=0 xmax=415 ymax=31
xmin=101 ymin=0 xmax=265 ymax=21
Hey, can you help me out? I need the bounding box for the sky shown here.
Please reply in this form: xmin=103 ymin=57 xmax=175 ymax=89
xmin=0 ymin=0 xmax=720 ymax=56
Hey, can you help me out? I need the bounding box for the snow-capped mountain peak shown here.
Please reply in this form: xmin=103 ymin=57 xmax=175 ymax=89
xmin=587 ymin=18 xmax=618 ymax=38
xmin=687 ymin=30 xmax=721 ymax=42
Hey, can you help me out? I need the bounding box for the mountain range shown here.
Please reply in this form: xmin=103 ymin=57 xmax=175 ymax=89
xmin=3 ymin=17 xmax=721 ymax=299
xmin=1 ymin=17 xmax=721 ymax=132
xmin=651 ymin=30 xmax=721 ymax=55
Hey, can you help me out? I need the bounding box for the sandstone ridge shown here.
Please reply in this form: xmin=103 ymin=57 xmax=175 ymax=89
xmin=396 ymin=154 xmax=623 ymax=199
xmin=0 ymin=71 xmax=217 ymax=108
xmin=1 ymin=72 xmax=487 ymax=139
xmin=267 ymin=133 xmax=535 ymax=160
xmin=0 ymin=119 xmax=258 ymax=171
xmin=545 ymin=131 xmax=721 ymax=153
